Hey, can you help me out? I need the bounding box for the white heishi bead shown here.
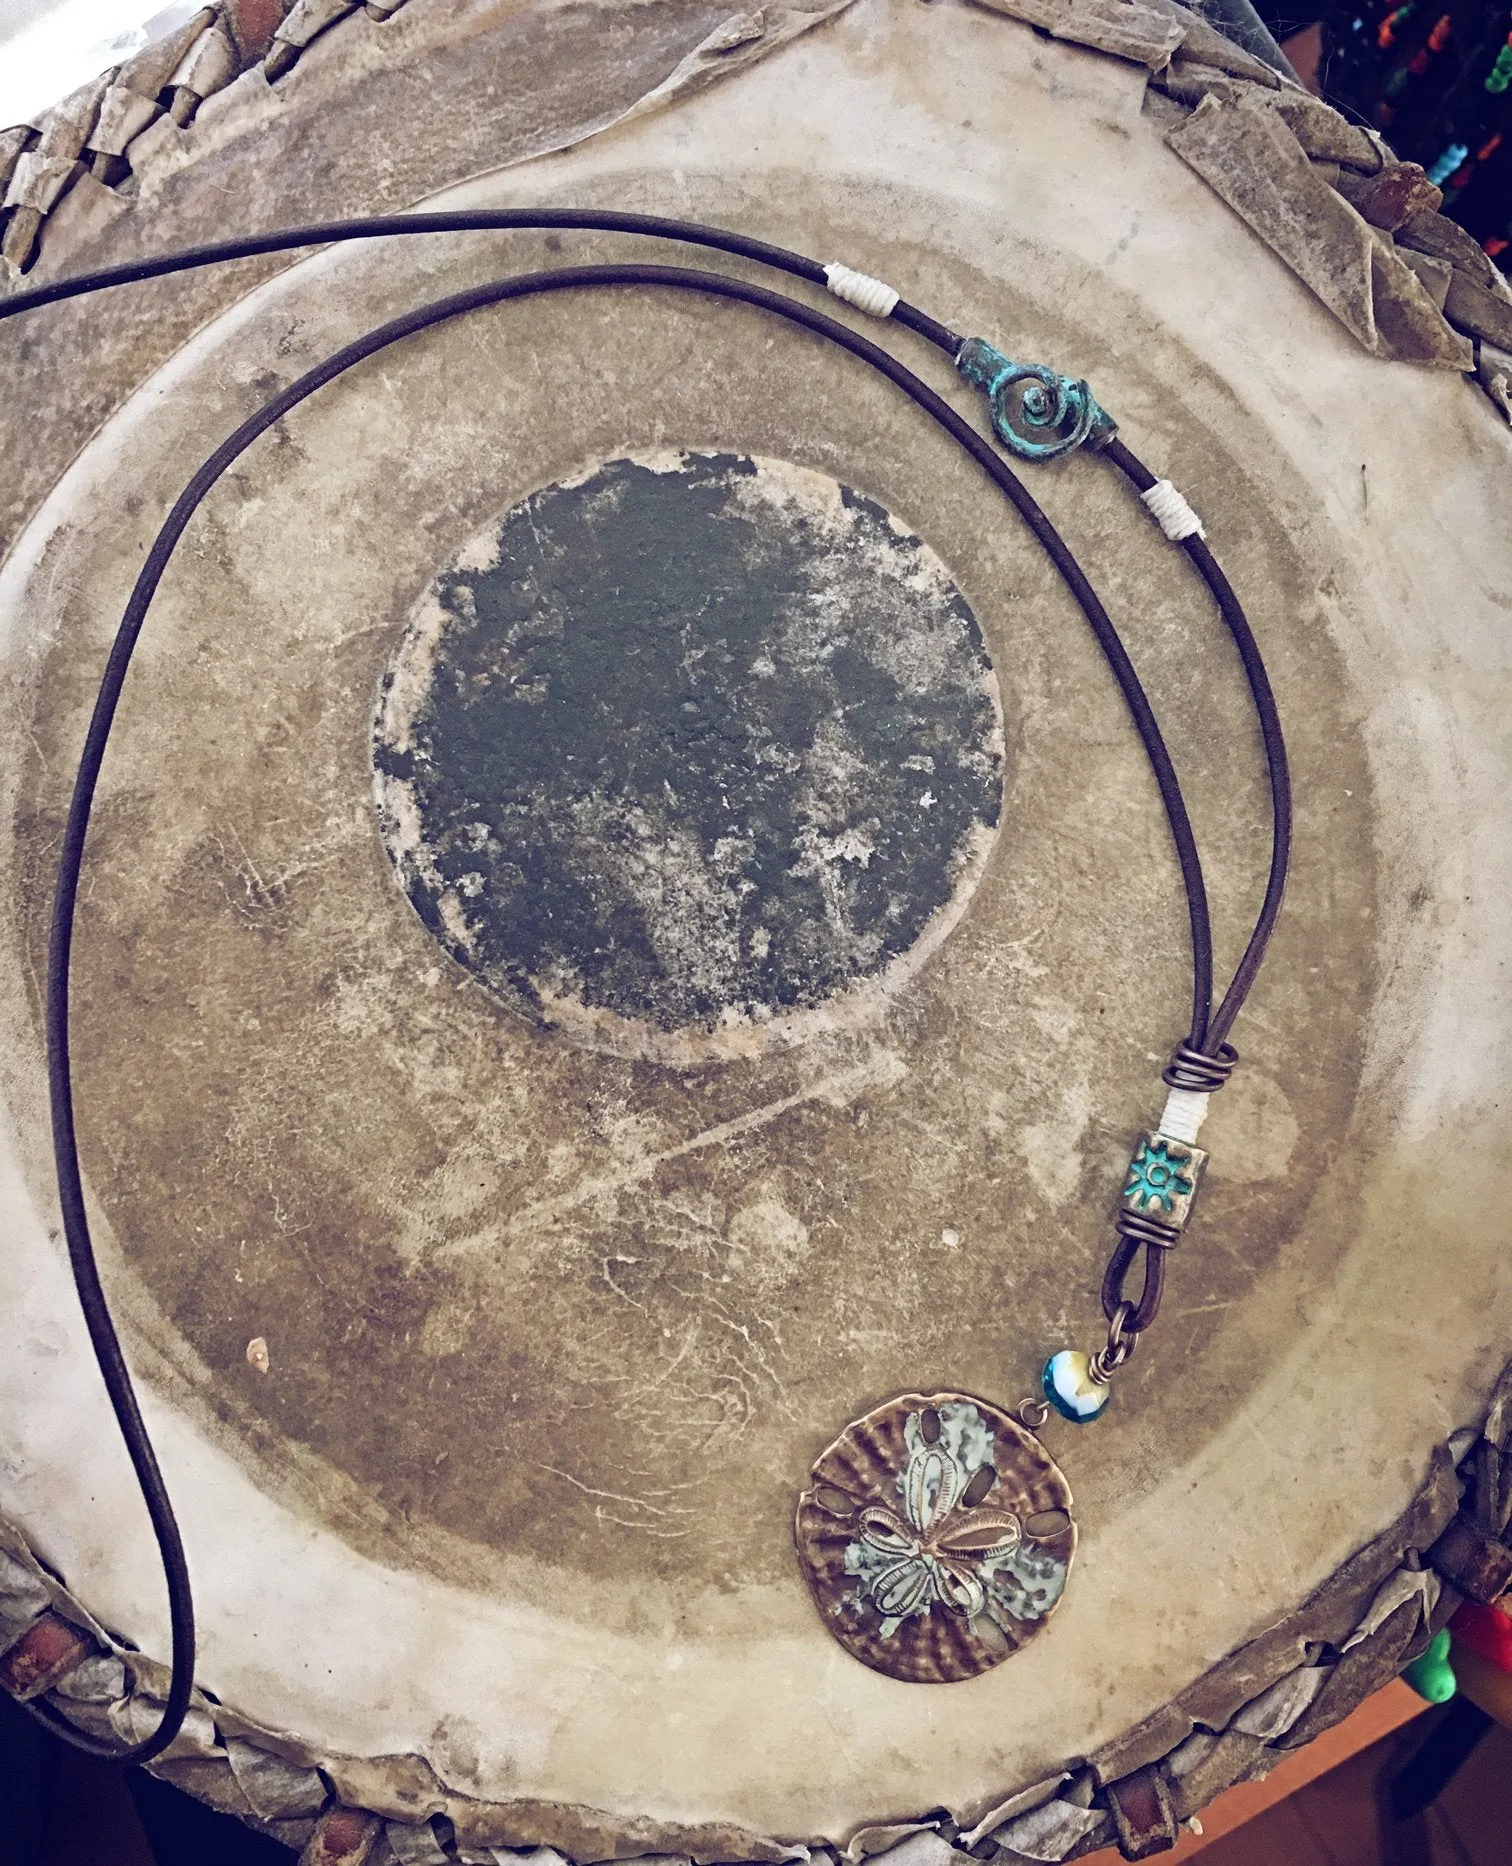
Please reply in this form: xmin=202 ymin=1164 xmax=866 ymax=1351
xmin=1158 ymin=1087 xmax=1210 ymax=1145
xmin=1043 ymin=1350 xmax=1109 ymax=1423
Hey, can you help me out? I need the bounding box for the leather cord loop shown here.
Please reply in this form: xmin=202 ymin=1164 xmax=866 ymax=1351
xmin=1102 ymin=1233 xmax=1167 ymax=1334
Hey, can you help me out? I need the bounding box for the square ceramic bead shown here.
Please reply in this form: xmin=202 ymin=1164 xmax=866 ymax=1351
xmin=1121 ymin=1132 xmax=1205 ymax=1231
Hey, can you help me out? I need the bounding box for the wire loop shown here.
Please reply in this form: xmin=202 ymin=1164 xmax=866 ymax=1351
xmin=1089 ymin=1301 xmax=1140 ymax=1383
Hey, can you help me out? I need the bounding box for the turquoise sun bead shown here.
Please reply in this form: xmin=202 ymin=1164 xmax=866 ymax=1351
xmin=1043 ymin=1350 xmax=1110 ymax=1424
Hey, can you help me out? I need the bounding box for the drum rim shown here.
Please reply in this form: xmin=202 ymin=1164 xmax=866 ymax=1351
xmin=0 ymin=1394 xmax=1498 ymax=1857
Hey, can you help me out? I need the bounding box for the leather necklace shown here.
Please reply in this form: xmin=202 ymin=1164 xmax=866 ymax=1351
xmin=2 ymin=208 xmax=1289 ymax=1738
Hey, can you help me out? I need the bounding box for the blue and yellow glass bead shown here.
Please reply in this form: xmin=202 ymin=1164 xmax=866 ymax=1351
xmin=1042 ymin=1350 xmax=1110 ymax=1423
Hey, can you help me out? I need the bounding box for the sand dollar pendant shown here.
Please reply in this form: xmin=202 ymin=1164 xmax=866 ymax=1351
xmin=794 ymin=1393 xmax=1076 ymax=1682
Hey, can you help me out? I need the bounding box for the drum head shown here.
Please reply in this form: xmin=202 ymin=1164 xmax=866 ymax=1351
xmin=0 ymin=0 xmax=1509 ymax=1851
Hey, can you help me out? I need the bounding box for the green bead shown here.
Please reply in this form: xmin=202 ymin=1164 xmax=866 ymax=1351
xmin=1402 ymin=1628 xmax=1456 ymax=1703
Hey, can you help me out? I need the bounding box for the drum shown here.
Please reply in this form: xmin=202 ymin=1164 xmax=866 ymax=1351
xmin=2 ymin=0 xmax=1511 ymax=1860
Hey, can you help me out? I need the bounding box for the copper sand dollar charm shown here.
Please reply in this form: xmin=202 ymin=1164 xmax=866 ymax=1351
xmin=795 ymin=1393 xmax=1076 ymax=1682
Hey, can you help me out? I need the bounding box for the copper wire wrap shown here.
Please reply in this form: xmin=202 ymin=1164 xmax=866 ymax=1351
xmin=1116 ymin=1209 xmax=1182 ymax=1251
xmin=1162 ymin=1040 xmax=1239 ymax=1092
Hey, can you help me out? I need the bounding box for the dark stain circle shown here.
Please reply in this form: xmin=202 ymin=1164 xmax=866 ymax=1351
xmin=374 ymin=452 xmax=1005 ymax=1059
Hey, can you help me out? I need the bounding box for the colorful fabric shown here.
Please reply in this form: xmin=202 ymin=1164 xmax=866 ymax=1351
xmin=1450 ymin=1596 xmax=1512 ymax=1674
xmin=1321 ymin=0 xmax=1512 ymax=253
